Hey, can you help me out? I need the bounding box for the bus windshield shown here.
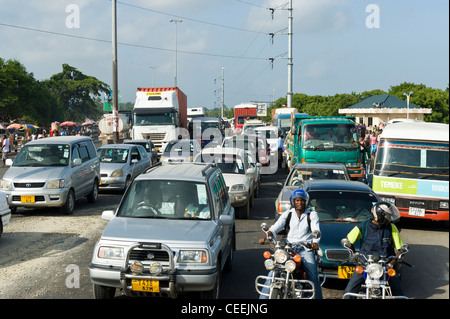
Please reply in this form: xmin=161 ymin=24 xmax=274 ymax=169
xmin=374 ymin=139 xmax=449 ymax=180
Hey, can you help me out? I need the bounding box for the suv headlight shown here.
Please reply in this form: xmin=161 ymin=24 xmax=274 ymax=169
xmin=178 ymin=250 xmax=208 ymax=263
xmin=1 ymin=179 xmax=13 ymax=190
xmin=97 ymin=246 xmax=124 ymax=260
xmin=231 ymin=184 xmax=246 ymax=192
xmin=47 ymin=179 xmax=65 ymax=189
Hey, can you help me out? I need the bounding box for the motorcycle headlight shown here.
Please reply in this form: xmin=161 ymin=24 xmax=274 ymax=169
xmin=367 ymin=263 xmax=384 ymax=279
xmin=264 ymin=259 xmax=275 ymax=270
xmin=98 ymin=246 xmax=124 ymax=260
xmin=285 ymin=260 xmax=297 ymax=272
xmin=273 ymin=249 xmax=288 ymax=264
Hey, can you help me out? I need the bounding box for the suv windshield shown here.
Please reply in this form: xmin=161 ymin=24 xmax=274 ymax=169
xmin=308 ymin=191 xmax=377 ymax=222
xmin=117 ymin=180 xmax=211 ymax=220
xmin=13 ymin=144 xmax=70 ymax=167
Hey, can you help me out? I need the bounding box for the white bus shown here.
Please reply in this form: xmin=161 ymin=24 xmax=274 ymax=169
xmin=371 ymin=122 xmax=449 ymax=221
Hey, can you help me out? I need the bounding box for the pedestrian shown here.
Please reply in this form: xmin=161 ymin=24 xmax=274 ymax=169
xmin=2 ymin=135 xmax=10 ymax=166
xmin=277 ymin=132 xmax=283 ymax=168
xmin=370 ymin=132 xmax=377 ymax=158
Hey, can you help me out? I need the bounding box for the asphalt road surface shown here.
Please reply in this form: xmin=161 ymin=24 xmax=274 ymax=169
xmin=0 ymin=165 xmax=448 ymax=300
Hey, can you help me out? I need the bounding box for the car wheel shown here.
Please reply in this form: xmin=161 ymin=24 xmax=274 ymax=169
xmin=224 ymin=230 xmax=235 ymax=272
xmin=61 ymin=190 xmax=75 ymax=215
xmin=93 ymin=284 xmax=116 ymax=299
xmin=87 ymin=179 xmax=99 ymax=203
xmin=240 ymin=198 xmax=250 ymax=219
xmin=201 ymin=263 xmax=221 ymax=299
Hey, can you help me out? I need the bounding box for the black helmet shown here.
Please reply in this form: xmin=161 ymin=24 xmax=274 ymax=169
xmin=371 ymin=201 xmax=400 ymax=224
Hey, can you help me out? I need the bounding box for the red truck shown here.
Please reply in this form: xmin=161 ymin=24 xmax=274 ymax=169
xmin=234 ymin=103 xmax=258 ymax=131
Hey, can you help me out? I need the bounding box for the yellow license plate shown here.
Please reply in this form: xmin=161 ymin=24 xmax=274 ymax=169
xmin=131 ymin=279 xmax=160 ymax=292
xmin=21 ymin=195 xmax=35 ymax=203
xmin=338 ymin=266 xmax=355 ymax=279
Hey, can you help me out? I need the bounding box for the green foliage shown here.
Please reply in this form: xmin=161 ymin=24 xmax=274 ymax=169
xmin=0 ymin=59 xmax=110 ymax=126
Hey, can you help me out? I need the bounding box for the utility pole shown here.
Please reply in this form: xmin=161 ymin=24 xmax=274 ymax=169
xmin=287 ymin=0 xmax=293 ymax=108
xmin=112 ymin=0 xmax=119 ymax=143
xmin=221 ymin=66 xmax=224 ymax=118
xmin=170 ymin=19 xmax=182 ymax=87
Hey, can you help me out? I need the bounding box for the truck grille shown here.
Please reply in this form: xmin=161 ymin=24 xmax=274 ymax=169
xmin=140 ymin=132 xmax=166 ymax=141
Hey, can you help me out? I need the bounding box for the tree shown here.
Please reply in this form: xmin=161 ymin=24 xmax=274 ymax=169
xmin=46 ymin=64 xmax=110 ymax=122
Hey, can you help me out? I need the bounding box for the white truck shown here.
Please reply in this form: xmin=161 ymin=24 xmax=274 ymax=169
xmin=131 ymin=87 xmax=187 ymax=156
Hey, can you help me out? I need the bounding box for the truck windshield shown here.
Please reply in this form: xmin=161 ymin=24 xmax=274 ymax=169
xmin=303 ymin=123 xmax=357 ymax=150
xmin=374 ymin=139 xmax=449 ymax=180
xmin=134 ymin=112 xmax=176 ymax=126
xmin=13 ymin=144 xmax=70 ymax=167
xmin=117 ymin=180 xmax=211 ymax=220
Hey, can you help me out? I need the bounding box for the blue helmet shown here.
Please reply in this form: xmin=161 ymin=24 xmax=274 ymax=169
xmin=289 ymin=189 xmax=309 ymax=207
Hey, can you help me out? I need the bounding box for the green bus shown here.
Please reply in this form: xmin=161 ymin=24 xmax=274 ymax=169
xmin=286 ymin=116 xmax=365 ymax=179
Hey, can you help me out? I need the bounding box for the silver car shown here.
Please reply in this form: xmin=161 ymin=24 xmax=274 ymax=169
xmin=275 ymin=162 xmax=350 ymax=218
xmin=0 ymin=136 xmax=100 ymax=215
xmin=89 ymin=163 xmax=235 ymax=299
xmin=97 ymin=144 xmax=151 ymax=191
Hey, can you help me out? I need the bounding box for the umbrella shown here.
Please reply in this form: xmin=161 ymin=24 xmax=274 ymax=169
xmin=22 ymin=124 xmax=37 ymax=132
xmin=60 ymin=121 xmax=78 ymax=126
xmin=82 ymin=120 xmax=95 ymax=126
xmin=7 ymin=123 xmax=22 ymax=130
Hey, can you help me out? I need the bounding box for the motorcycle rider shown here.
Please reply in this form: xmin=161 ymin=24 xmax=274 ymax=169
xmin=343 ymin=201 xmax=405 ymax=298
xmin=260 ymin=189 xmax=323 ymax=299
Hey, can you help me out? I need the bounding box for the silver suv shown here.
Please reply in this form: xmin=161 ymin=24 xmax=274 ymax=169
xmin=89 ymin=162 xmax=235 ymax=299
xmin=1 ymin=136 xmax=100 ymax=215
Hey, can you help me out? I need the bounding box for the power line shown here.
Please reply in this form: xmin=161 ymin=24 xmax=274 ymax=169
xmin=116 ymin=1 xmax=268 ymax=35
xmin=0 ymin=22 xmax=272 ymax=60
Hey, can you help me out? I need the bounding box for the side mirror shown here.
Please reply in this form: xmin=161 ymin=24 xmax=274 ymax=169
xmin=72 ymin=158 xmax=82 ymax=167
xmin=102 ymin=210 xmax=115 ymax=221
xmin=341 ymin=238 xmax=352 ymax=248
xmin=311 ymin=230 xmax=321 ymax=239
xmin=400 ymin=243 xmax=409 ymax=252
xmin=218 ymin=214 xmax=233 ymax=226
xmin=291 ymin=125 xmax=297 ymax=135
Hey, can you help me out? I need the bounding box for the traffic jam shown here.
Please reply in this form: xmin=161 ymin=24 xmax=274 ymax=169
xmin=1 ymin=92 xmax=448 ymax=301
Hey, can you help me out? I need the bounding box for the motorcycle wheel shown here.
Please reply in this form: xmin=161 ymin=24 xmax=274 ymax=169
xmin=269 ymin=287 xmax=282 ymax=299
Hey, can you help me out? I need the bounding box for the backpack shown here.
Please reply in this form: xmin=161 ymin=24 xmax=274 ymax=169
xmin=280 ymin=210 xmax=311 ymax=236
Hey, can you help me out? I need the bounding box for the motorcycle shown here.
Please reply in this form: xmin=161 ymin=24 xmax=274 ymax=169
xmin=255 ymin=223 xmax=325 ymax=299
xmin=340 ymin=238 xmax=410 ymax=299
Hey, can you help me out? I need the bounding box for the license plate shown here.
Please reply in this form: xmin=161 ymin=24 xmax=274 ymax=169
xmin=131 ymin=279 xmax=160 ymax=292
xmin=338 ymin=266 xmax=355 ymax=279
xmin=409 ymin=206 xmax=425 ymax=217
xmin=21 ymin=195 xmax=35 ymax=203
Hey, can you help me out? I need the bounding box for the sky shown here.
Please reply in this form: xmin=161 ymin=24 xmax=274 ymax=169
xmin=0 ymin=0 xmax=448 ymax=113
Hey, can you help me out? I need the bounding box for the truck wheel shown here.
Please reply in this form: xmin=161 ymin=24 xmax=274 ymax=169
xmin=93 ymin=284 xmax=116 ymax=299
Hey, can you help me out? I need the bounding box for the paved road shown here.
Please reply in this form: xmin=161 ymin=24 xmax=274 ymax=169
xmin=0 ymin=165 xmax=448 ymax=299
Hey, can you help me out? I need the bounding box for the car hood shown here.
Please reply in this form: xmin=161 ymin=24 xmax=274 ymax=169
xmin=101 ymin=217 xmax=216 ymax=245
xmin=319 ymin=221 xmax=362 ymax=262
xmin=4 ymin=166 xmax=67 ymax=183
xmin=222 ymin=173 xmax=248 ymax=187
xmin=100 ymin=162 xmax=128 ymax=173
